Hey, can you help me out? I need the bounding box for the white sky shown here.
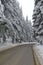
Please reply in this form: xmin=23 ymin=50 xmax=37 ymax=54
xmin=17 ymin=0 xmax=34 ymax=21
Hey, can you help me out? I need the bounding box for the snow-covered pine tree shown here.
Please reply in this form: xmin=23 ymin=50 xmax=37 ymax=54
xmin=0 ymin=0 xmax=14 ymax=43
xmin=23 ymin=16 xmax=33 ymax=42
xmin=33 ymin=0 xmax=43 ymax=43
xmin=0 ymin=0 xmax=33 ymax=43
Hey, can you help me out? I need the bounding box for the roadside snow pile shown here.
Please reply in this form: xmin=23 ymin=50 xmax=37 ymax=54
xmin=33 ymin=45 xmax=43 ymax=65
xmin=0 ymin=42 xmax=37 ymax=52
xmin=35 ymin=45 xmax=43 ymax=58
xmin=0 ymin=42 xmax=19 ymax=52
xmin=34 ymin=45 xmax=43 ymax=60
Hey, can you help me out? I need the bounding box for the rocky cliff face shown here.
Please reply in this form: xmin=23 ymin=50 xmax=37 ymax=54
xmin=0 ymin=0 xmax=33 ymax=43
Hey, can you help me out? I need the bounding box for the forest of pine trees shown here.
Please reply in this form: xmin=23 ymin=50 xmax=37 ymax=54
xmin=0 ymin=0 xmax=33 ymax=44
xmin=33 ymin=0 xmax=43 ymax=43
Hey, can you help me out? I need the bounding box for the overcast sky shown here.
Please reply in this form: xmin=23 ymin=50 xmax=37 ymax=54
xmin=17 ymin=0 xmax=34 ymax=21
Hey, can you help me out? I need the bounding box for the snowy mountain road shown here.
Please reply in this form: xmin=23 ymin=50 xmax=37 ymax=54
xmin=0 ymin=45 xmax=35 ymax=65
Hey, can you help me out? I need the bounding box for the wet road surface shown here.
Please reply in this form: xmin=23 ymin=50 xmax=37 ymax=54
xmin=0 ymin=45 xmax=34 ymax=65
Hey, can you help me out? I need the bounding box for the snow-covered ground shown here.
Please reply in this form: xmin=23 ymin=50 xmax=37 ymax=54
xmin=0 ymin=38 xmax=12 ymax=47
xmin=0 ymin=41 xmax=37 ymax=52
xmin=0 ymin=41 xmax=37 ymax=48
xmin=34 ymin=45 xmax=43 ymax=58
xmin=33 ymin=45 xmax=43 ymax=65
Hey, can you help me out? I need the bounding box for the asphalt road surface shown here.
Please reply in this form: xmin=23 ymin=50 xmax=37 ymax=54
xmin=0 ymin=45 xmax=35 ymax=65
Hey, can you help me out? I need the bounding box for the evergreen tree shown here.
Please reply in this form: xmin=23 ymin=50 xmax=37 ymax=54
xmin=0 ymin=0 xmax=33 ymax=43
xmin=33 ymin=0 xmax=43 ymax=43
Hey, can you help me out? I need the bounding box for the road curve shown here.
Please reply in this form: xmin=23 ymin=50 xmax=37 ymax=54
xmin=0 ymin=45 xmax=34 ymax=65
